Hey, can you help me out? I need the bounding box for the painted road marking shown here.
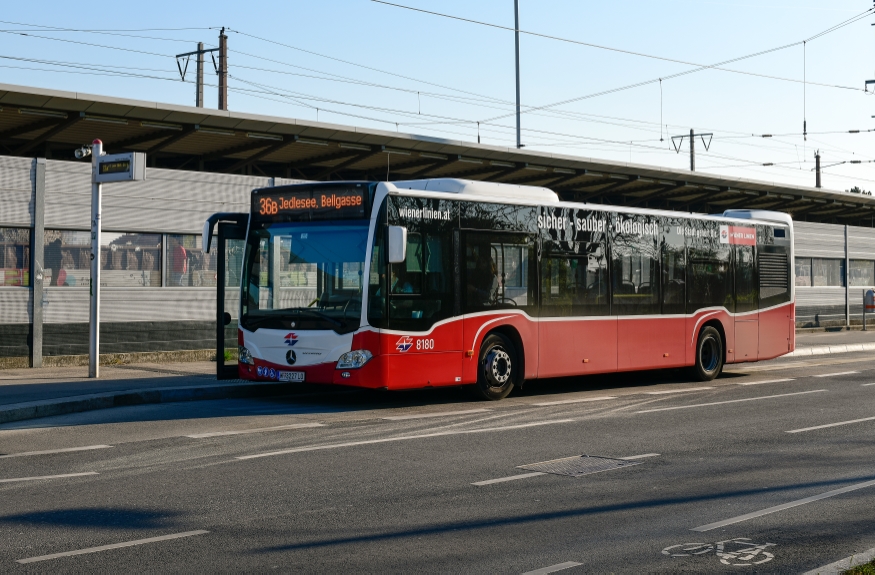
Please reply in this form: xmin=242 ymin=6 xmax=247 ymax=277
xmin=0 ymin=472 xmax=98 ymax=483
xmin=691 ymin=478 xmax=875 ymax=532
xmin=801 ymin=545 xmax=875 ymax=575
xmin=17 ymin=530 xmax=209 ymax=563
xmin=635 ymin=390 xmax=827 ymax=414
xmin=236 ymin=419 xmax=576 ymax=460
xmin=814 ymin=371 xmax=859 ymax=378
xmin=645 ymin=387 xmax=713 ymax=395
xmin=383 ymin=409 xmax=491 ymax=421
xmin=532 ymin=396 xmax=616 ymax=406
xmin=736 ymin=378 xmax=795 ymax=386
xmin=863 ymin=383 xmax=875 ymax=386
xmin=0 ymin=445 xmax=111 ymax=459
xmin=787 ymin=416 xmax=875 ymax=434
xmin=186 ymin=423 xmax=324 ymax=438
xmin=522 ymin=561 xmax=583 ymax=574
xmin=472 ymin=472 xmax=546 ymax=486
xmin=620 ymin=453 xmax=660 ymax=460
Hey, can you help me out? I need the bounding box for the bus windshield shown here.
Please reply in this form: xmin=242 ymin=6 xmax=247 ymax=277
xmin=240 ymin=221 xmax=370 ymax=333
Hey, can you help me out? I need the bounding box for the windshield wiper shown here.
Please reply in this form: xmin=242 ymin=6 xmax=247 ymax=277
xmin=286 ymin=308 xmax=345 ymax=327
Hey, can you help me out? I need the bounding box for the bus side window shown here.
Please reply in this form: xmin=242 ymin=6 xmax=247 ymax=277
xmin=661 ymin=218 xmax=686 ymax=315
xmin=463 ymin=232 xmax=534 ymax=313
xmin=611 ymin=214 xmax=660 ymax=315
xmin=686 ymin=220 xmax=732 ymax=313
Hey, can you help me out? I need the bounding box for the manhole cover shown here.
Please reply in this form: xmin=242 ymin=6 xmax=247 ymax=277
xmin=517 ymin=455 xmax=641 ymax=477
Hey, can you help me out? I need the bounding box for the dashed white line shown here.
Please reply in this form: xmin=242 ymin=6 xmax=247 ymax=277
xmin=787 ymin=416 xmax=875 ymax=434
xmin=0 ymin=472 xmax=98 ymax=483
xmin=736 ymin=378 xmax=795 ymax=386
xmin=619 ymin=453 xmax=660 ymax=460
xmin=644 ymin=387 xmax=713 ymax=395
xmin=472 ymin=472 xmax=547 ymax=486
xmin=383 ymin=408 xmax=491 ymax=420
xmin=17 ymin=530 xmax=209 ymax=563
xmin=236 ymin=419 xmax=576 ymax=460
xmin=522 ymin=561 xmax=583 ymax=574
xmin=0 ymin=445 xmax=112 ymax=459
xmin=862 ymin=383 xmax=875 ymax=387
xmin=532 ymin=396 xmax=616 ymax=406
xmin=635 ymin=390 xmax=827 ymax=414
xmin=185 ymin=423 xmax=323 ymax=438
xmin=814 ymin=371 xmax=859 ymax=378
xmin=691 ymin=478 xmax=875 ymax=532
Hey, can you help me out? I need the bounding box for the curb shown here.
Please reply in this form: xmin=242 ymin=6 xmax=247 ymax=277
xmin=802 ymin=545 xmax=875 ymax=574
xmin=0 ymin=381 xmax=297 ymax=425
xmin=787 ymin=342 xmax=875 ymax=358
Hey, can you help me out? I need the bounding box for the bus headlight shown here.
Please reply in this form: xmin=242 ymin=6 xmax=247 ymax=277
xmin=336 ymin=350 xmax=373 ymax=369
xmin=238 ymin=345 xmax=254 ymax=365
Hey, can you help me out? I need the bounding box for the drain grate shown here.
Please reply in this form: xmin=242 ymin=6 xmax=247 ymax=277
xmin=517 ymin=455 xmax=641 ymax=478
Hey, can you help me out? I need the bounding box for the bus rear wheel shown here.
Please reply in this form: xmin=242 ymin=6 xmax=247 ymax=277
xmin=473 ymin=333 xmax=517 ymax=401
xmin=693 ymin=326 xmax=724 ymax=381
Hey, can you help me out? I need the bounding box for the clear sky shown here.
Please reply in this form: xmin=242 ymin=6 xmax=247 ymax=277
xmin=1 ymin=1 xmax=874 ymax=191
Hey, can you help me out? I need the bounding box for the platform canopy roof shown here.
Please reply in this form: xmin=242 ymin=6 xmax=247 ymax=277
xmin=1 ymin=82 xmax=873 ymax=226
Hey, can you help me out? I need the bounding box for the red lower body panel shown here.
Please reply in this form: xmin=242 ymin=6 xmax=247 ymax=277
xmin=240 ymin=302 xmax=796 ymax=388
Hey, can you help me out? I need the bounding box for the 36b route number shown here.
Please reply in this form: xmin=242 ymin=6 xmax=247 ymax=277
xmin=416 ymin=338 xmax=435 ymax=350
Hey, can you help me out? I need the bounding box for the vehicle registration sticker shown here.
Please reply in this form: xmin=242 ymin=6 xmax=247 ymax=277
xmin=278 ymin=371 xmax=305 ymax=382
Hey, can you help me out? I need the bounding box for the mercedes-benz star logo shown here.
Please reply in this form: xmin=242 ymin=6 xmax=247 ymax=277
xmin=286 ymin=350 xmax=297 ymax=365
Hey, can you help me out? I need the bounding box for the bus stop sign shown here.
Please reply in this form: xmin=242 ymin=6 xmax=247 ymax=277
xmin=95 ymin=152 xmax=146 ymax=183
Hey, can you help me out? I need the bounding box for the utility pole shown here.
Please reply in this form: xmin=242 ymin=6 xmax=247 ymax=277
xmin=671 ymin=130 xmax=712 ymax=172
xmin=218 ymin=28 xmax=228 ymax=111
xmin=514 ymin=0 xmax=521 ymax=149
xmin=815 ymin=150 xmax=822 ymax=188
xmin=176 ymin=42 xmax=219 ymax=108
xmin=196 ymin=42 xmax=205 ymax=108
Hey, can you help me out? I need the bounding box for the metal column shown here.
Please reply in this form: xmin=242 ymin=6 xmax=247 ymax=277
xmin=845 ymin=224 xmax=850 ymax=328
xmin=31 ymin=158 xmax=45 ymax=368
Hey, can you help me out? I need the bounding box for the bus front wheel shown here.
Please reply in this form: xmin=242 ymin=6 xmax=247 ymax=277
xmin=693 ymin=326 xmax=724 ymax=381
xmin=473 ymin=333 xmax=517 ymax=401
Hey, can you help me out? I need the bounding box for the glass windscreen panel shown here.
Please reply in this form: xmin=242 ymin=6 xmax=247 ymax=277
xmin=241 ymin=221 xmax=369 ymax=334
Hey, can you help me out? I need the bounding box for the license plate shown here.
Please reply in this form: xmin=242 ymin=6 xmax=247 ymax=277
xmin=278 ymin=371 xmax=305 ymax=382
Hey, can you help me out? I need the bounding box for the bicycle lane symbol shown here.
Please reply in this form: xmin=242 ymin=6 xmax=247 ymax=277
xmin=663 ymin=538 xmax=776 ymax=566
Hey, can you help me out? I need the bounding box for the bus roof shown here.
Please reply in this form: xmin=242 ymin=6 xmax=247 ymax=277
xmin=380 ymin=180 xmax=792 ymax=229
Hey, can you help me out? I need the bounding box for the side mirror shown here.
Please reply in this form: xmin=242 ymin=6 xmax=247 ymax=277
xmin=223 ymin=312 xmax=232 ymax=326
xmin=388 ymin=226 xmax=407 ymax=264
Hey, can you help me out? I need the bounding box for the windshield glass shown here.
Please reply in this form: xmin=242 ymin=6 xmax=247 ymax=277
xmin=241 ymin=221 xmax=370 ymax=333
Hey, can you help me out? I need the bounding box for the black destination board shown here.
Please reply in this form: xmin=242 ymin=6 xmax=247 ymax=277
xmin=253 ymin=185 xmax=369 ymax=221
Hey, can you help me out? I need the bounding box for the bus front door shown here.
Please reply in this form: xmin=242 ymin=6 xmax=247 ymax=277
xmin=214 ymin=218 xmax=247 ymax=380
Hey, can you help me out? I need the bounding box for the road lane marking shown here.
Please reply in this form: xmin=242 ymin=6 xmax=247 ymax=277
xmin=814 ymin=371 xmax=859 ymax=378
xmin=635 ymin=390 xmax=827 ymax=414
xmin=472 ymin=472 xmax=546 ymax=486
xmin=383 ymin=409 xmax=491 ymax=420
xmin=522 ymin=561 xmax=583 ymax=574
xmin=736 ymin=378 xmax=795 ymax=386
xmin=186 ymin=423 xmax=324 ymax=438
xmin=620 ymin=453 xmax=660 ymax=460
xmin=16 ymin=530 xmax=209 ymax=563
xmin=0 ymin=472 xmax=98 ymax=483
xmin=0 ymin=445 xmax=111 ymax=459
xmin=532 ymin=396 xmax=616 ymax=406
xmin=645 ymin=387 xmax=713 ymax=395
xmin=787 ymin=416 xmax=875 ymax=433
xmin=236 ymin=419 xmax=576 ymax=460
xmin=691 ymin=478 xmax=875 ymax=532
xmin=863 ymin=383 xmax=875 ymax=386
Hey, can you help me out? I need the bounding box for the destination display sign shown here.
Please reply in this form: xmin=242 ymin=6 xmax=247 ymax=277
xmin=253 ymin=185 xmax=368 ymax=221
xmin=94 ymin=152 xmax=146 ymax=183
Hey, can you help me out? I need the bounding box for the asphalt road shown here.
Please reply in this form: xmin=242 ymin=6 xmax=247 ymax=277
xmin=1 ymin=353 xmax=874 ymax=573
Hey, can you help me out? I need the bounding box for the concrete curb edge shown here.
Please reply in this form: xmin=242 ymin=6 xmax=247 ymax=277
xmin=801 ymin=545 xmax=875 ymax=575
xmin=0 ymin=381 xmax=294 ymax=425
xmin=786 ymin=342 xmax=875 ymax=358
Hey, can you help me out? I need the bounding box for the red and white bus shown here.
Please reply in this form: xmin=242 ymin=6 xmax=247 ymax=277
xmin=208 ymin=178 xmax=794 ymax=400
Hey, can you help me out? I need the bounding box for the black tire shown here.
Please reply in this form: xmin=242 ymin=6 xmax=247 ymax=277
xmin=472 ymin=333 xmax=518 ymax=401
xmin=693 ymin=326 xmax=724 ymax=381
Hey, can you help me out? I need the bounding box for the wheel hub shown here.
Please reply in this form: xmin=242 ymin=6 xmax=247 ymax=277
xmin=486 ymin=348 xmax=511 ymax=386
